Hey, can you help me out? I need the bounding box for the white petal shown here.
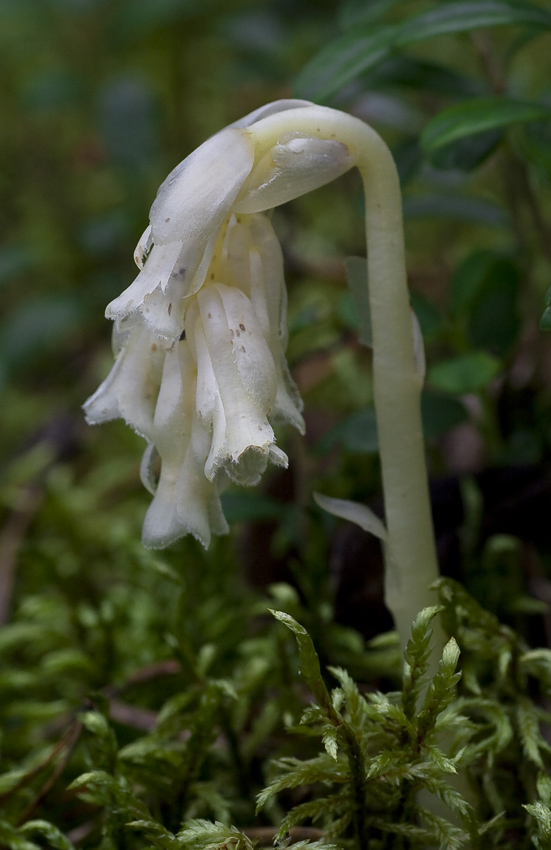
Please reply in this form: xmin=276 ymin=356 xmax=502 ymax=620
xmin=246 ymin=215 xmax=305 ymax=431
xmin=83 ymin=325 xmax=166 ymax=439
xmin=227 ymin=99 xmax=314 ymax=129
xmin=140 ymin=442 xmax=159 ymax=496
xmin=134 ymin=225 xmax=153 ymax=269
xmin=150 ymin=127 xmax=254 ymax=246
xmin=141 ymin=344 xmax=229 ymax=549
xmin=150 ymin=343 xmax=186 ymax=456
xmin=234 ymin=136 xmax=354 ymax=214
xmin=142 ymin=429 xmax=229 ymax=550
xmin=106 ymin=240 xmax=182 ymax=323
xmin=211 ymin=283 xmax=277 ymax=411
xmin=193 ymin=287 xmax=281 ymax=484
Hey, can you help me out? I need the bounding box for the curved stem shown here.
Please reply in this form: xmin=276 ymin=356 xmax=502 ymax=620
xmin=250 ymin=106 xmax=441 ymax=649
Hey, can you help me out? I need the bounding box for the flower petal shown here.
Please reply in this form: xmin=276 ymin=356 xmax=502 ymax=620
xmin=134 ymin=225 xmax=153 ymax=269
xmin=227 ymin=99 xmax=314 ymax=129
xmin=234 ymin=135 xmax=354 ymax=214
xmin=191 ymin=287 xmax=284 ymax=484
xmin=141 ymin=343 xmax=229 ymax=549
xmin=106 ymin=240 xmax=183 ymax=325
xmin=83 ymin=324 xmax=166 ymax=439
xmin=150 ymin=127 xmax=255 ymax=246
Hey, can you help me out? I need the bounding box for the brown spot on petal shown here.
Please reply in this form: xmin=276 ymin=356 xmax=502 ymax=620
xmin=241 ymin=346 xmax=246 ymax=353
xmin=229 ymin=329 xmax=234 ymax=338
xmin=235 ymin=329 xmax=240 ymax=337
xmin=207 ymin=312 xmax=212 ymax=319
xmin=239 ymin=323 xmax=245 ymax=331
xmin=165 ymin=217 xmax=171 ymax=222
xmin=151 ymin=343 xmax=157 ymax=352
xmin=168 ymin=302 xmax=172 ymax=315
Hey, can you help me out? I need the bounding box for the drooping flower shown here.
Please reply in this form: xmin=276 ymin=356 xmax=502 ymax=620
xmin=84 ymin=100 xmax=356 ymax=548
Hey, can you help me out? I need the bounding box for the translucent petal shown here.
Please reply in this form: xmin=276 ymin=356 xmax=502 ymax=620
xmin=134 ymin=225 xmax=153 ymax=269
xmin=313 ymin=492 xmax=387 ymax=541
xmin=227 ymin=99 xmax=314 ymax=130
xmin=142 ymin=421 xmax=229 ymax=550
xmin=246 ymin=215 xmax=305 ymax=431
xmin=140 ymin=442 xmax=159 ymax=496
xmin=141 ymin=345 xmax=229 ymax=549
xmin=150 ymin=127 xmax=254 ymax=246
xmin=234 ymin=137 xmax=354 ymax=214
xmin=106 ymin=240 xmax=182 ymax=323
xmin=211 ymin=283 xmax=277 ymax=411
xmin=150 ymin=343 xmax=186 ymax=456
xmin=83 ymin=325 xmax=166 ymax=439
xmin=193 ymin=288 xmax=281 ymax=484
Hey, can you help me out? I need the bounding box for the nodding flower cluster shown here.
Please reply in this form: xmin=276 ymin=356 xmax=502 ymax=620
xmin=84 ymin=100 xmax=355 ymax=548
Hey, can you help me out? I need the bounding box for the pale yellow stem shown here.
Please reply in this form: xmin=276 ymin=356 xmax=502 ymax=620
xmin=250 ymin=106 xmax=441 ymax=650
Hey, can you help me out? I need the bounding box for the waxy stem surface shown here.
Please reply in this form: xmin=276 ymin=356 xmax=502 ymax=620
xmin=249 ymin=106 xmax=440 ymax=649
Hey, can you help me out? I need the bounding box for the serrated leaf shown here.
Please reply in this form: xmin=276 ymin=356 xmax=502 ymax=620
xmin=269 ymin=610 xmax=334 ymax=714
xmin=68 ymin=770 xmax=150 ymax=817
xmin=524 ymin=802 xmax=551 ymax=838
xmin=322 ymin=727 xmax=339 ymax=760
xmin=126 ymin=819 xmax=177 ymax=850
xmin=20 ymin=822 xmax=75 ymax=850
xmin=517 ymin=697 xmax=546 ymax=767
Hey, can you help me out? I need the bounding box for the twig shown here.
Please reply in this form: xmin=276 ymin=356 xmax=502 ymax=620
xmin=17 ymin=721 xmax=83 ymax=825
xmin=0 ymin=721 xmax=78 ymax=806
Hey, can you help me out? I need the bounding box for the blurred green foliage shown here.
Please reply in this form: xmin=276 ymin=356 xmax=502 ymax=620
xmin=3 ymin=0 xmax=551 ymax=846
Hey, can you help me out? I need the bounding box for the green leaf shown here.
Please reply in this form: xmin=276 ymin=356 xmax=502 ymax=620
xmin=541 ymin=285 xmax=551 ymax=330
xmin=269 ymin=611 xmax=335 ymax=715
xmin=540 ymin=305 xmax=551 ymax=330
xmin=428 ymin=352 xmax=501 ymax=394
xmin=339 ymin=0 xmax=404 ymax=29
xmin=322 ymin=726 xmax=339 ymax=760
xmin=296 ymin=1 xmax=551 ymax=101
xmin=450 ymin=251 xmax=521 ymax=354
xmin=295 ymin=24 xmax=394 ymax=102
xmin=68 ymin=770 xmax=150 ymax=818
xmin=517 ymin=697 xmax=547 ymax=767
xmin=421 ymin=97 xmax=551 ymax=155
xmin=20 ymin=822 xmax=75 ymax=850
xmin=314 ymin=408 xmax=379 ymax=455
xmin=0 ymin=821 xmax=40 ymax=850
xmin=403 ymin=194 xmax=508 ymax=226
xmin=394 ymin=0 xmax=551 ymax=44
xmin=365 ymin=57 xmax=483 ymax=98
xmin=421 ymin=392 xmax=468 ymax=440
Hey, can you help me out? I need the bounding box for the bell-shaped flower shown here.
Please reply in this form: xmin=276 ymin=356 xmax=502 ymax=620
xmin=84 ymin=99 xmax=357 ymax=548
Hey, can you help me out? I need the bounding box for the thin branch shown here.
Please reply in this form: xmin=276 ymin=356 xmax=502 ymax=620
xmin=17 ymin=721 xmax=82 ymax=825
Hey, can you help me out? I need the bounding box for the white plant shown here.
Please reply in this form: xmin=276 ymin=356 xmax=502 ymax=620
xmin=85 ymin=99 xmax=440 ymax=648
